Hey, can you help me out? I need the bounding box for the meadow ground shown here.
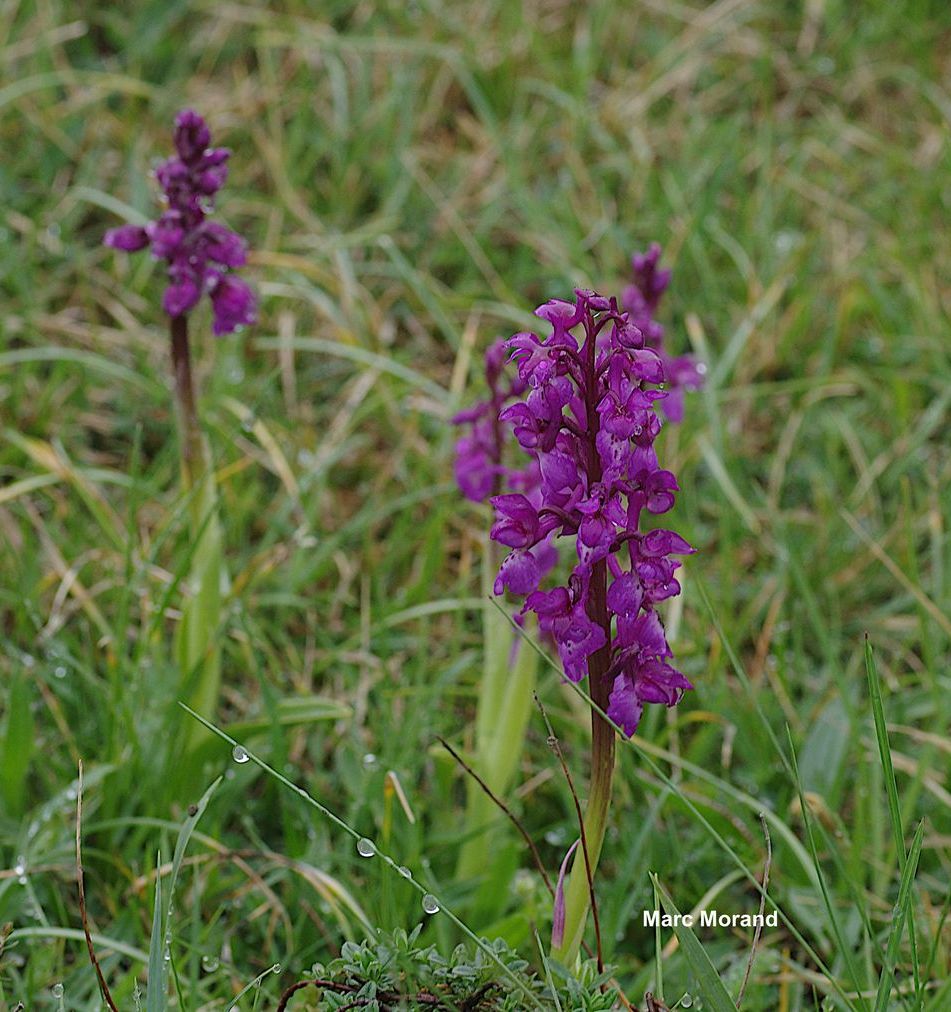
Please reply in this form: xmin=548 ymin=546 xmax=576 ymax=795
xmin=1 ymin=1 xmax=950 ymax=1009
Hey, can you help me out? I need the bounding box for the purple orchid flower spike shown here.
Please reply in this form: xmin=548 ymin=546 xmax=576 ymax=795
xmin=490 ymin=287 xmax=694 ymax=738
xmin=104 ymin=108 xmax=256 ymax=336
xmin=487 ymin=284 xmax=697 ymax=966
xmin=621 ymin=244 xmax=704 ymax=423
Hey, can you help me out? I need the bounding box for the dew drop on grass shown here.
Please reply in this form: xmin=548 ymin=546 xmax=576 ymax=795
xmin=271 ymin=963 xmax=281 ymax=973
xmin=356 ymin=837 xmax=376 ymax=858
xmin=54 ymin=665 xmax=67 ymax=678
xmin=13 ymin=856 xmax=25 ymax=876
xmin=232 ymin=744 xmax=250 ymax=764
xmin=51 ymin=983 xmax=64 ymax=998
xmin=201 ymin=955 xmax=219 ymax=972
xmin=398 ymin=866 xmax=412 ymax=878
xmin=421 ymin=893 xmax=440 ymax=914
xmin=681 ymin=995 xmax=693 ymax=1008
xmin=362 ymin=752 xmax=378 ymax=769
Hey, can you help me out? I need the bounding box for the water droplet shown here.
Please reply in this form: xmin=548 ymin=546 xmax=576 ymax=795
xmin=398 ymin=865 xmax=412 ymax=878
xmin=421 ymin=893 xmax=440 ymax=914
xmin=54 ymin=665 xmax=67 ymax=678
xmin=232 ymin=744 xmax=250 ymax=764
xmin=13 ymin=856 xmax=25 ymax=876
xmin=17 ymin=875 xmax=28 ymax=886
xmin=240 ymin=415 xmax=256 ymax=433
xmin=201 ymin=955 xmax=219 ymax=972
xmin=22 ymin=653 xmax=35 ymax=669
xmin=681 ymin=995 xmax=693 ymax=1008
xmin=356 ymin=837 xmax=376 ymax=858
xmin=228 ymin=1005 xmax=239 ymax=1012
xmin=51 ymin=983 xmax=65 ymax=998
xmin=362 ymin=752 xmax=378 ymax=769
xmin=696 ymin=361 xmax=707 ymax=375
xmin=544 ymin=828 xmax=565 ymax=846
xmin=271 ymin=962 xmax=281 ymax=973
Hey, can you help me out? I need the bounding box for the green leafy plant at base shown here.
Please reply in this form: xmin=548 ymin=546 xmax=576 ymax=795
xmin=292 ymin=927 xmax=618 ymax=1011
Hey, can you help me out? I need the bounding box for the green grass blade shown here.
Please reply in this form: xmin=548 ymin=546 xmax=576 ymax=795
xmin=652 ymin=875 xmax=737 ymax=1012
xmin=873 ymin=821 xmax=924 ymax=1012
xmin=866 ymin=636 xmax=921 ymax=997
xmin=786 ymin=725 xmax=869 ymax=1010
xmin=864 ymin=637 xmax=905 ymax=862
xmin=146 ymin=850 xmax=165 ymax=1012
xmin=0 ymin=672 xmax=34 ymax=816
xmin=166 ymin=777 xmax=221 ymax=918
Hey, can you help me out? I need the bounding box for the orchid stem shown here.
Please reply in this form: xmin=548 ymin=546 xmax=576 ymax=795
xmin=170 ymin=314 xmax=203 ymax=495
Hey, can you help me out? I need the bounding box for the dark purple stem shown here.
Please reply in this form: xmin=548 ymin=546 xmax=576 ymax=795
xmin=170 ymin=313 xmax=202 ymax=487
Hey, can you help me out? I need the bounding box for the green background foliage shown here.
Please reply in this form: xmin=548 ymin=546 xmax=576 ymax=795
xmin=1 ymin=0 xmax=949 ymax=1007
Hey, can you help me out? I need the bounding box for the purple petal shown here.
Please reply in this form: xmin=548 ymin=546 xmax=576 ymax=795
xmin=534 ymin=299 xmax=579 ymax=325
xmin=201 ymin=222 xmax=247 ymax=267
xmin=173 ymin=108 xmax=211 ymax=163
xmin=493 ymin=549 xmax=541 ymax=596
xmin=104 ymin=224 xmax=149 ymax=252
xmin=162 ymin=276 xmax=201 ymax=317
xmin=526 ymin=585 xmax=571 ymax=619
xmin=146 ymin=214 xmax=185 ymax=258
xmin=608 ymin=674 xmax=644 ymax=737
xmin=642 ymin=529 xmax=694 ymax=556
xmin=606 ymin=572 xmax=643 ymax=618
xmin=210 ymin=274 xmax=256 ymax=336
xmin=629 ymin=348 xmax=665 ymax=384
